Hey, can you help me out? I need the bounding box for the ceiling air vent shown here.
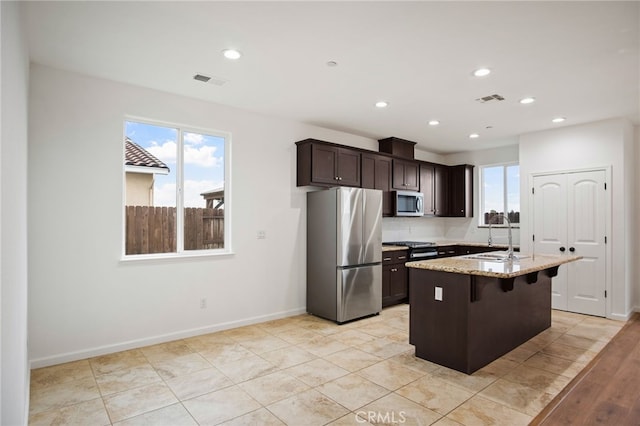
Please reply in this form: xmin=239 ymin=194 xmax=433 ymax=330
xmin=475 ymin=94 xmax=505 ymax=103
xmin=193 ymin=74 xmax=211 ymax=82
xmin=193 ymin=74 xmax=228 ymax=86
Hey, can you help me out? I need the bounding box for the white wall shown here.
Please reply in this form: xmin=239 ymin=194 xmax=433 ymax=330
xmin=28 ymin=65 xmax=380 ymax=367
xmin=1 ymin=1 xmax=30 ymax=424
xmin=519 ymin=118 xmax=636 ymax=320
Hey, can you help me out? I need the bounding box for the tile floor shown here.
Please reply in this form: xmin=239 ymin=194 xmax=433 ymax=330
xmin=28 ymin=304 xmax=624 ymax=425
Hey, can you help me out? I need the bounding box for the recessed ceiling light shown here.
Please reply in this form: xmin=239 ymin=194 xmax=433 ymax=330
xmin=375 ymin=101 xmax=388 ymax=108
xmin=519 ymin=97 xmax=536 ymax=104
xmin=552 ymin=117 xmax=566 ymax=123
xmin=428 ymin=120 xmax=440 ymax=126
xmin=469 ymin=133 xmax=480 ymax=139
xmin=222 ymin=49 xmax=242 ymax=60
xmin=473 ymin=68 xmax=491 ymax=77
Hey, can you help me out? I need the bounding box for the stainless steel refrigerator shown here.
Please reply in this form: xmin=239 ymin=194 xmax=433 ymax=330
xmin=306 ymin=187 xmax=382 ymax=324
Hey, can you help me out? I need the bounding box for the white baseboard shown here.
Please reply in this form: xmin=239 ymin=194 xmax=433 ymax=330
xmin=609 ymin=311 xmax=632 ymax=321
xmin=30 ymin=307 xmax=307 ymax=369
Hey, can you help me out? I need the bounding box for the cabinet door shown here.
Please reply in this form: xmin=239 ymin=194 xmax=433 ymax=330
xmin=390 ymin=263 xmax=408 ymax=299
xmin=434 ymin=165 xmax=449 ymax=216
xmin=449 ymin=165 xmax=473 ymax=217
xmin=336 ymin=148 xmax=361 ymax=187
xmin=362 ymin=153 xmax=393 ymax=216
xmin=419 ymin=163 xmax=435 ymax=215
xmin=310 ymin=143 xmax=339 ymax=185
xmin=382 ymin=263 xmax=392 ymax=300
xmin=392 ymin=159 xmax=419 ymax=191
xmin=403 ymin=161 xmax=419 ymax=191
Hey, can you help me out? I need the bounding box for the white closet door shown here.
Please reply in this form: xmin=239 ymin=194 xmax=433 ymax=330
xmin=532 ymin=174 xmax=568 ymax=310
xmin=566 ymin=170 xmax=606 ymax=316
xmin=532 ymin=170 xmax=607 ymax=316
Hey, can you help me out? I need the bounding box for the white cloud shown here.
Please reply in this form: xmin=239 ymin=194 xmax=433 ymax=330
xmin=146 ymin=140 xmax=220 ymax=168
xmin=184 ymin=144 xmax=220 ymax=168
xmin=184 ymin=132 xmax=205 ymax=145
xmin=146 ymin=140 xmax=177 ymax=164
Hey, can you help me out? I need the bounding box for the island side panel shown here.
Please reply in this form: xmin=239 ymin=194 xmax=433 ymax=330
xmin=409 ymin=268 xmax=553 ymax=374
xmin=467 ymin=274 xmax=552 ymax=373
xmin=409 ymin=269 xmax=471 ymax=372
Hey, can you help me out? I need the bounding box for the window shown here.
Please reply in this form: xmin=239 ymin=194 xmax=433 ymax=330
xmin=479 ymin=163 xmax=520 ymax=226
xmin=123 ymin=119 xmax=229 ymax=256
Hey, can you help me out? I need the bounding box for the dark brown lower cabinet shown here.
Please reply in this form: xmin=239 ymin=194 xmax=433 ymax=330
xmin=382 ymin=250 xmax=408 ymax=307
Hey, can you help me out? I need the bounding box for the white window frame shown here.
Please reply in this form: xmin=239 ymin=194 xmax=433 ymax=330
xmin=121 ymin=116 xmax=232 ymax=261
xmin=478 ymin=162 xmax=519 ymax=228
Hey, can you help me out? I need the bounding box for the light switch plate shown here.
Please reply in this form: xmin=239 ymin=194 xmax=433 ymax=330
xmin=435 ymin=286 xmax=443 ymax=301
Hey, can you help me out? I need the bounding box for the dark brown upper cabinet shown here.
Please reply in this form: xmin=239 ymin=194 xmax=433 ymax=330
xmin=392 ymin=159 xmax=420 ymax=191
xmin=296 ymin=139 xmax=361 ymax=187
xmin=419 ymin=163 xmax=436 ymax=216
xmin=434 ymin=164 xmax=449 ymax=217
xmin=449 ymin=164 xmax=474 ymax=218
xmin=361 ymin=152 xmax=393 ymax=216
xmin=296 ymin=138 xmax=474 ymax=218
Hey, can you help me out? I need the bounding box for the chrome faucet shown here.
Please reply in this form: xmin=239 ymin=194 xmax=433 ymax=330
xmin=488 ymin=214 xmax=514 ymax=260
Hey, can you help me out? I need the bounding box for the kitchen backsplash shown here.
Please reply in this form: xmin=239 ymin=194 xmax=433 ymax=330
xmin=382 ymin=216 xmax=521 ymax=246
xmin=382 ymin=216 xmax=447 ymax=242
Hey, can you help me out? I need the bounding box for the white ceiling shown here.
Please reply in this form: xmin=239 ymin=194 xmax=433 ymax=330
xmin=24 ymin=1 xmax=639 ymax=154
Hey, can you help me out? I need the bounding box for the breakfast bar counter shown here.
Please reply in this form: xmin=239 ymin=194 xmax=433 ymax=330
xmin=406 ymin=253 xmax=580 ymax=374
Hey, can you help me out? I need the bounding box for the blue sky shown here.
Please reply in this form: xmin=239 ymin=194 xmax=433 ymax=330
xmin=125 ymin=121 xmax=225 ymax=208
xmin=483 ymin=165 xmax=520 ymax=216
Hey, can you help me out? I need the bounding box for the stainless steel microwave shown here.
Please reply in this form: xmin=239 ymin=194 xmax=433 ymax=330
xmin=393 ymin=190 xmax=424 ymax=216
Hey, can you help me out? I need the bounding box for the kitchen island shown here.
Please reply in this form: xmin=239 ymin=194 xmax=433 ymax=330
xmin=406 ymin=253 xmax=580 ymax=374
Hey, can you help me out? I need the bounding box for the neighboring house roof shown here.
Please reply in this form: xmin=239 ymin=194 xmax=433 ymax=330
xmin=125 ymin=137 xmax=170 ymax=173
xmin=201 ymin=187 xmax=224 ymax=208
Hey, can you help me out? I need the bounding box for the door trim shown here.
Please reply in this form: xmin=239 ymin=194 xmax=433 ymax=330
xmin=528 ymin=166 xmax=611 ymax=318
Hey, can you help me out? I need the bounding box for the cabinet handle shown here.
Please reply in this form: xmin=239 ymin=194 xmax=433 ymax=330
xmin=398 ymin=256 xmax=406 ymax=260
xmin=569 ymin=247 xmax=575 ymax=252
xmin=559 ymin=247 xmax=566 ymax=252
xmin=383 ymin=257 xmax=392 ymax=261
xmin=391 ymin=268 xmax=397 ymax=272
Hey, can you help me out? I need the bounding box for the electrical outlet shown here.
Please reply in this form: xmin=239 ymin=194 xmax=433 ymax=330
xmin=257 ymin=230 xmax=266 ymax=239
xmin=200 ymin=298 xmax=207 ymax=309
xmin=435 ymin=287 xmax=443 ymax=301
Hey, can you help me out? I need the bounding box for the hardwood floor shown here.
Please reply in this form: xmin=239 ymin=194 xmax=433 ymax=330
xmin=532 ymin=313 xmax=640 ymax=425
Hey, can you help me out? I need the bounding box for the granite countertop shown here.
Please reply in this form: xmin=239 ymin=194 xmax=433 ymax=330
xmin=406 ymin=252 xmax=582 ymax=279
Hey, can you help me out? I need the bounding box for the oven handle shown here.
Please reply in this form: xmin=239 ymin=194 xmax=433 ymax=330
xmin=410 ymin=251 xmax=438 ymax=260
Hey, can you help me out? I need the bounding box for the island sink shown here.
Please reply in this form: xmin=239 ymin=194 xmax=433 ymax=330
xmin=463 ymin=251 xmax=529 ymax=262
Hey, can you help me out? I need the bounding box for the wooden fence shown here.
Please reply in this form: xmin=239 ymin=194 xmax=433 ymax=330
xmin=125 ymin=206 xmax=224 ymax=254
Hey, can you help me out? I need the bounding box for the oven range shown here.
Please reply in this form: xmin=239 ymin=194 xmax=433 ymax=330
xmin=383 ymin=241 xmax=439 ymax=261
